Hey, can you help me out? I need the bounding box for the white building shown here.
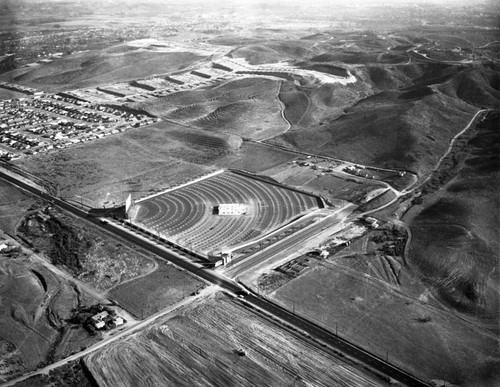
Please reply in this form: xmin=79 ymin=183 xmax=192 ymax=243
xmin=218 ymin=203 xmax=247 ymax=216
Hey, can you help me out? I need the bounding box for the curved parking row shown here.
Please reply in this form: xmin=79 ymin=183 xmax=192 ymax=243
xmin=133 ymin=171 xmax=319 ymax=254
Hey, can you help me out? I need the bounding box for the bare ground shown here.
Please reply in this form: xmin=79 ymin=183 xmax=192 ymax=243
xmin=85 ymin=291 xmax=387 ymax=387
xmin=0 ymin=246 xmax=100 ymax=382
xmin=266 ymin=260 xmax=498 ymax=385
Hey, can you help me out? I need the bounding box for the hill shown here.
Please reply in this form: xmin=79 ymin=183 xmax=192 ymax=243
xmin=133 ymin=77 xmax=288 ymax=140
xmin=406 ymin=111 xmax=499 ymax=329
xmin=227 ymin=40 xmax=314 ymax=65
xmin=440 ymin=64 xmax=500 ymax=109
xmin=0 ymin=46 xmax=204 ymax=92
xmin=270 ymin=63 xmax=498 ymax=178
xmin=273 ymin=88 xmax=475 ymax=177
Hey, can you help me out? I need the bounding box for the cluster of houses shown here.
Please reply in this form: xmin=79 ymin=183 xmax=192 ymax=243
xmin=90 ymin=310 xmax=124 ymax=331
xmin=70 ymin=61 xmax=235 ymax=104
xmin=344 ymin=165 xmax=377 ymax=179
xmin=0 ymin=88 xmax=158 ymax=160
xmin=292 ymin=156 xmax=340 ymax=173
xmin=0 ymin=239 xmax=20 ymax=256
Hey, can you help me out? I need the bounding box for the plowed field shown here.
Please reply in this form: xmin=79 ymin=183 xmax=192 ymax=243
xmin=85 ymin=292 xmax=384 ymax=387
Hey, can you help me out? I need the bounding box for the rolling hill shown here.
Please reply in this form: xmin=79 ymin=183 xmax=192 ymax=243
xmin=270 ymin=62 xmax=496 ymax=178
xmin=0 ymin=46 xmax=205 ymax=92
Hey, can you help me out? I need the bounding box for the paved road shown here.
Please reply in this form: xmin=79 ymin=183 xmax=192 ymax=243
xmin=1 ymin=287 xmax=216 ymax=387
xmin=0 ymin=169 xmax=430 ymax=387
xmin=226 ymin=209 xmax=350 ymax=278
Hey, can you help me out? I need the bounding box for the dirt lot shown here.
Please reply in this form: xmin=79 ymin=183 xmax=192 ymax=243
xmin=108 ymin=260 xmax=205 ymax=319
xmin=260 ymin=162 xmax=389 ymax=207
xmin=0 ymin=237 xmax=100 ymax=382
xmin=85 ymin=291 xmax=386 ymax=387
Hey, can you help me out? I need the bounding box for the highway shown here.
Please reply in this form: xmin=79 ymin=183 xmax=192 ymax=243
xmin=226 ymin=209 xmax=350 ymax=278
xmin=0 ymin=168 xmax=430 ymax=387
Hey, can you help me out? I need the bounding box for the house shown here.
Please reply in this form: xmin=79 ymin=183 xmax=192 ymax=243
xmin=113 ymin=317 xmax=124 ymax=326
xmin=364 ymin=216 xmax=379 ymax=229
xmin=91 ymin=311 xmax=109 ymax=329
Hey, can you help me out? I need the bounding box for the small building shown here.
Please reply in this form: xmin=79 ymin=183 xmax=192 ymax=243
xmin=113 ymin=317 xmax=124 ymax=326
xmin=217 ymin=203 xmax=247 ymax=216
xmin=364 ymin=216 xmax=379 ymax=229
xmin=91 ymin=311 xmax=109 ymax=329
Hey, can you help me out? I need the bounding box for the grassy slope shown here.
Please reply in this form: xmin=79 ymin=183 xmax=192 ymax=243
xmin=440 ymin=63 xmax=500 ymax=109
xmin=406 ymin=112 xmax=499 ymax=326
xmin=228 ymin=40 xmax=315 ymax=65
xmin=216 ymin=142 xmax=296 ymax=173
xmin=0 ymin=47 xmax=204 ymax=92
xmin=134 ymin=77 xmax=287 ymax=140
xmin=271 ymin=262 xmax=498 ymax=385
xmin=0 ymin=256 xmax=98 ymax=380
xmin=14 ymin=121 xmax=231 ymax=206
xmin=272 ymin=64 xmax=483 ymax=178
xmin=0 ymin=180 xmax=36 ymax=234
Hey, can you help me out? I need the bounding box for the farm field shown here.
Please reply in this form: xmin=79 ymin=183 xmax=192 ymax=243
xmin=108 ymin=260 xmax=205 ymax=319
xmin=0 ymin=246 xmax=100 ymax=382
xmin=243 ymin=213 xmax=499 ymax=386
xmin=265 ymin=256 xmax=498 ymax=386
xmin=132 ymin=76 xmax=288 ymax=140
xmin=85 ymin=291 xmax=386 ymax=387
xmin=132 ymin=170 xmax=320 ymax=254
